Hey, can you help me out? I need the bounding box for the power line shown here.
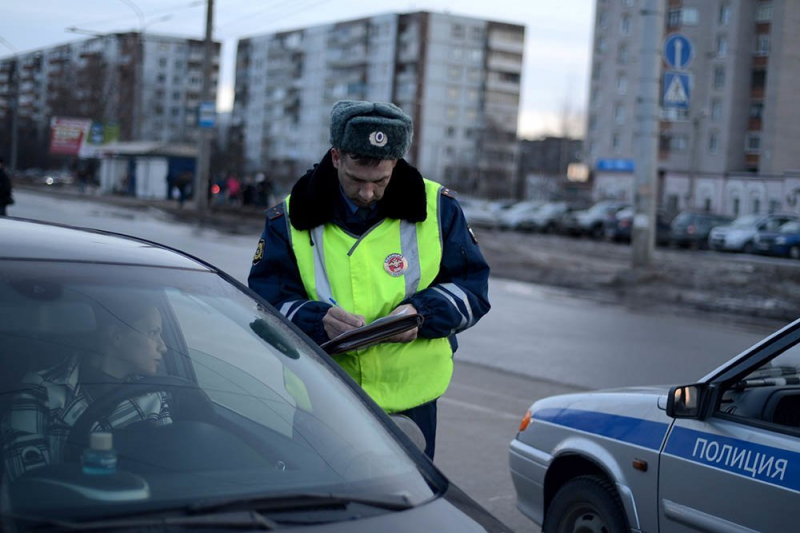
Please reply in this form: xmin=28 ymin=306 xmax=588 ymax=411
xmin=69 ymin=1 xmax=203 ymax=31
xmin=216 ymin=0 xmax=334 ymax=37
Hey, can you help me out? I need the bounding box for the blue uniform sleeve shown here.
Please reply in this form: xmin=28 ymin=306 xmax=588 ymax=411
xmin=407 ymin=193 xmax=491 ymax=348
xmin=248 ymin=204 xmax=332 ymax=345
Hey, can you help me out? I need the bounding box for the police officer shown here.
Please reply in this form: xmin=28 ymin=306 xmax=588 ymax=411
xmin=248 ymin=100 xmax=490 ymax=459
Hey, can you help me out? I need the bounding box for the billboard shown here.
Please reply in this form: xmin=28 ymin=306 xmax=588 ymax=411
xmin=49 ymin=117 xmax=92 ymax=156
xmin=49 ymin=117 xmax=120 ymax=157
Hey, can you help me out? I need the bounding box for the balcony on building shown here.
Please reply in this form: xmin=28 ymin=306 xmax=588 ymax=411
xmin=487 ymin=51 xmax=522 ymax=74
xmin=487 ymin=33 xmax=525 ymax=55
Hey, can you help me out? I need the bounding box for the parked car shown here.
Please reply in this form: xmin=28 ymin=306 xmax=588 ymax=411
xmin=669 ymin=211 xmax=734 ymax=249
xmin=510 ymin=317 xmax=800 ymax=533
xmin=755 ymin=220 xmax=800 ymax=259
xmin=459 ymin=197 xmax=502 ymax=229
xmin=708 ymin=213 xmax=799 ymax=253
xmin=0 ymin=217 xmax=512 ymax=533
xmin=556 ymin=206 xmax=587 ymax=236
xmin=497 ymin=201 xmax=542 ymax=230
xmin=500 ymin=201 xmax=565 ymax=232
xmin=576 ymin=201 xmax=630 ymax=239
xmin=604 ymin=207 xmax=672 ymax=245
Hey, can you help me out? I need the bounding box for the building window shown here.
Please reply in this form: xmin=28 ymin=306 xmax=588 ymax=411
xmin=745 ymin=132 xmax=761 ymax=153
xmin=709 ymin=132 xmax=719 ymax=153
xmin=172 ymin=91 xmax=181 ymax=101
xmin=446 ymin=126 xmax=456 ymax=138
xmin=450 ymin=47 xmax=463 ymax=61
xmin=713 ymin=66 xmax=725 ymax=88
xmin=447 ymin=86 xmax=459 ymax=100
xmin=612 ymin=133 xmax=621 ymax=152
xmin=452 ymin=24 xmax=464 ymax=39
xmin=467 ymin=89 xmax=478 ymax=102
xmin=752 ymin=69 xmax=767 ymax=90
xmin=682 ymin=8 xmax=699 ymax=25
xmin=711 ymin=99 xmax=722 ymax=120
xmin=755 ymin=34 xmax=770 ymax=55
xmin=752 ymin=198 xmax=761 ymax=214
xmin=623 ymin=0 xmax=634 ymax=7
xmin=750 ymin=102 xmax=764 ymax=119
xmin=598 ymin=12 xmax=608 ymax=29
xmin=719 ymin=3 xmax=731 ymax=25
xmin=667 ymin=9 xmax=681 ymax=27
xmin=616 ymin=73 xmax=627 ymax=94
xmin=467 ymin=68 xmax=481 ymax=82
xmin=717 ymin=35 xmax=727 ymax=57
xmin=614 ymin=104 xmax=625 ymax=124
xmin=448 ymin=65 xmax=462 ymax=79
xmin=469 ymin=49 xmax=482 ymax=63
xmin=157 ymin=73 xmax=166 ymax=83
xmin=617 ymin=44 xmax=628 ymax=64
xmin=592 ymin=61 xmax=602 ymax=80
xmin=447 ymin=106 xmax=458 ymax=120
xmin=589 ymin=115 xmax=597 ymax=132
xmin=732 ymin=197 xmax=740 ymax=216
xmin=158 ymin=57 xmax=168 ymax=68
xmin=596 ymin=37 xmax=607 ymax=53
xmin=756 ymin=2 xmax=773 ymax=22
xmin=769 ymin=199 xmax=780 ymax=213
xmin=670 ymin=134 xmax=688 ymax=152
xmin=620 ymin=14 xmax=631 ymax=36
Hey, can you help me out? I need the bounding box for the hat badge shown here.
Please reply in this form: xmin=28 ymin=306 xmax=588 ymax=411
xmin=369 ymin=131 xmax=388 ymax=148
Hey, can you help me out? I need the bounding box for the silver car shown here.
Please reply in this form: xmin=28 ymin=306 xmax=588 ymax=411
xmin=509 ymin=318 xmax=800 ymax=533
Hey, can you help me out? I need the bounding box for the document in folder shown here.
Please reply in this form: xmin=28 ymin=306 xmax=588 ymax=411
xmin=320 ymin=313 xmax=424 ymax=355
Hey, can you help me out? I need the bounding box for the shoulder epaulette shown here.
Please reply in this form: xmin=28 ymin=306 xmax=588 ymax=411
xmin=440 ymin=187 xmax=457 ymax=199
xmin=267 ymin=203 xmax=285 ymax=220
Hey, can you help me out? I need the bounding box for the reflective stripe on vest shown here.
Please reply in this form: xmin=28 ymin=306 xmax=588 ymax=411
xmin=287 ymin=178 xmax=453 ymax=412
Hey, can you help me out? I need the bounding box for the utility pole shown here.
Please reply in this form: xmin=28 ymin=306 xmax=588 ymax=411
xmin=631 ymin=0 xmax=665 ymax=268
xmin=195 ymin=0 xmax=214 ymax=213
xmin=10 ymin=58 xmax=18 ymax=173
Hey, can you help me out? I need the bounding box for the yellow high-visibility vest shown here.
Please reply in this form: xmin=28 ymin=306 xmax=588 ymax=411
xmin=287 ymin=178 xmax=452 ymax=412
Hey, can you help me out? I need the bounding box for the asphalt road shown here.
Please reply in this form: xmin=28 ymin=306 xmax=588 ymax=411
xmin=9 ymin=189 xmax=782 ymax=531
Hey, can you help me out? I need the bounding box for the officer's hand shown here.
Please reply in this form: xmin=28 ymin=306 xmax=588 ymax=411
xmin=384 ymin=304 xmax=418 ymax=344
xmin=323 ymin=306 xmax=366 ymax=340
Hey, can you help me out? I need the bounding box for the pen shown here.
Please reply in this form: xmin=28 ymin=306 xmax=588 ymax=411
xmin=329 ymin=297 xmax=339 ymax=307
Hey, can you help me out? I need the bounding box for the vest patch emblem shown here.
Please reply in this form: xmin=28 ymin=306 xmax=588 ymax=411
xmin=384 ymin=253 xmax=408 ymax=277
xmin=252 ymin=239 xmax=265 ymax=265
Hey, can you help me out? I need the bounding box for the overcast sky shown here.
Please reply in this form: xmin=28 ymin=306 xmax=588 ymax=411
xmin=2 ymin=0 xmax=595 ymax=138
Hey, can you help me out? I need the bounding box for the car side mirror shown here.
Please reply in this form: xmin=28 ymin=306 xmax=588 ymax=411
xmin=667 ymin=383 xmax=708 ymax=419
xmin=389 ymin=414 xmax=427 ymax=452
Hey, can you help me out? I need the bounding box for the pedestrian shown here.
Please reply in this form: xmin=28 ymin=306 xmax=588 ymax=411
xmin=248 ymin=100 xmax=490 ymax=459
xmin=0 ymin=159 xmax=14 ymax=216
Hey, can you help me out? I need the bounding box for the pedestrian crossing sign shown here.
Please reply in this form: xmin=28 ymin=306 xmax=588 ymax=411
xmin=663 ymin=71 xmax=691 ymax=109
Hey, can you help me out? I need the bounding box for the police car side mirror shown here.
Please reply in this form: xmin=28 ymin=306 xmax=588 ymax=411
xmin=667 ymin=384 xmax=708 ymax=419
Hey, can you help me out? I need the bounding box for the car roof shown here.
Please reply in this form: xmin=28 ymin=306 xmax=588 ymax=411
xmin=0 ymin=217 xmax=214 ymax=271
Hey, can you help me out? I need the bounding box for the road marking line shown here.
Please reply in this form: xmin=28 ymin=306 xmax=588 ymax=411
xmin=439 ymin=397 xmax=520 ymax=421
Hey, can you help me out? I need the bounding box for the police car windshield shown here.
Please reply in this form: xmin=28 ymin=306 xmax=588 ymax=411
xmin=0 ymin=260 xmax=438 ymax=525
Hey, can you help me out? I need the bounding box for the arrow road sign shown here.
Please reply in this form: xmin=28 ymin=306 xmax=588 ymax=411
xmin=663 ymin=71 xmax=691 ymax=109
xmin=664 ymin=33 xmax=693 ymax=70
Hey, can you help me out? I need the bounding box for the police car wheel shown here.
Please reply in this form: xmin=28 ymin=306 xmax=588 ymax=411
xmin=543 ymin=475 xmax=627 ymax=533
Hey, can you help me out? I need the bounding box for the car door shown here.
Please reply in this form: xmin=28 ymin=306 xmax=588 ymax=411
xmin=658 ymin=325 xmax=800 ymax=532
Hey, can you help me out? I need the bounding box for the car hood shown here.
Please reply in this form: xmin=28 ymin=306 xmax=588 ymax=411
xmin=711 ymin=225 xmax=755 ymax=236
xmin=522 ymin=386 xmax=673 ymax=450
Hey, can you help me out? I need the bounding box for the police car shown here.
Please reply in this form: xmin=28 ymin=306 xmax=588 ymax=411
xmin=509 ymin=318 xmax=800 ymax=533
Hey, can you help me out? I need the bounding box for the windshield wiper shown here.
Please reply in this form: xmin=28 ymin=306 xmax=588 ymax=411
xmin=188 ymin=491 xmax=413 ymax=515
xmin=4 ymin=510 xmax=276 ymax=531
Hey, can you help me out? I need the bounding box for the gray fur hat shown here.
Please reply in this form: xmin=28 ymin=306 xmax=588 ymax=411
xmin=329 ymin=100 xmax=413 ymax=160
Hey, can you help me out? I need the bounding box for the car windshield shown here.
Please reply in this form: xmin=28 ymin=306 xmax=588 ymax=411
xmin=731 ymin=215 xmax=761 ymax=227
xmin=0 ymin=261 xmax=437 ymax=524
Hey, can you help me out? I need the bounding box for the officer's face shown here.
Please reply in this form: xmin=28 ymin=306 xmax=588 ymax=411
xmin=332 ymin=149 xmax=397 ymax=208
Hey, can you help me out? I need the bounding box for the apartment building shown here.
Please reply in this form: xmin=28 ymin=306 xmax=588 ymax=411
xmin=0 ymin=33 xmax=220 ymax=167
xmin=587 ymin=0 xmax=800 ymax=217
xmin=232 ymin=11 xmax=525 ymax=198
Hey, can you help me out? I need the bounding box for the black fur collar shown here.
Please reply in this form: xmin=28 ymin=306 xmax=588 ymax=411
xmin=288 ymin=151 xmax=428 ymax=231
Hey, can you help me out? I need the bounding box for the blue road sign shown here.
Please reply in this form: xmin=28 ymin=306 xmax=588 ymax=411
xmin=663 ymin=71 xmax=691 ymax=109
xmin=664 ymin=33 xmax=693 ymax=70
xmin=198 ymin=102 xmax=216 ymax=129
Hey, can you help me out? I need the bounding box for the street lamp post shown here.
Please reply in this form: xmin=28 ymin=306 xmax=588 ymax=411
xmin=194 ymin=0 xmax=214 ymax=214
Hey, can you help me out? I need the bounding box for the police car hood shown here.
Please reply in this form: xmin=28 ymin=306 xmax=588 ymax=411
xmin=527 ymin=386 xmax=673 ymax=448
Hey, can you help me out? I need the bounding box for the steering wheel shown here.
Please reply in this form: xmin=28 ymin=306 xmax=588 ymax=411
xmin=64 ymin=375 xmax=215 ymax=462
